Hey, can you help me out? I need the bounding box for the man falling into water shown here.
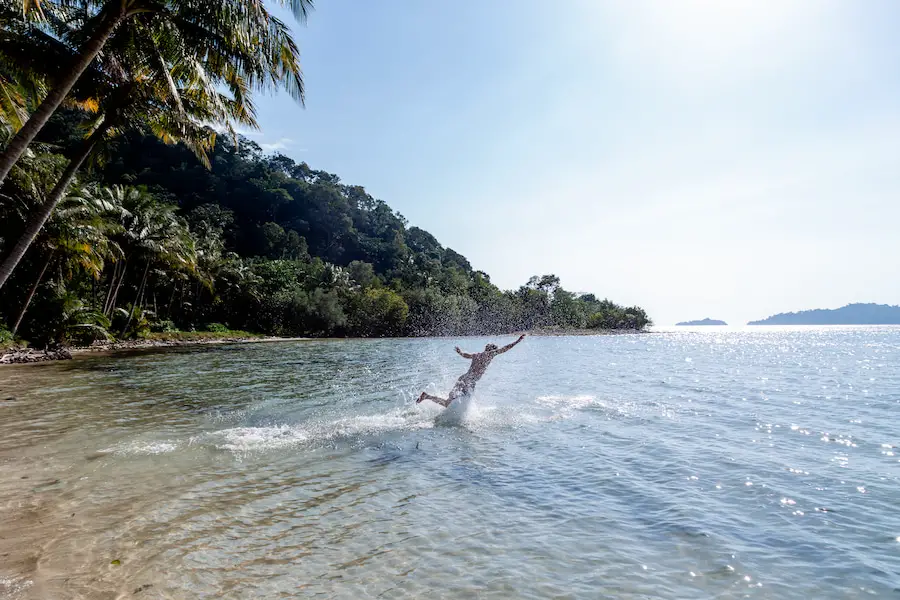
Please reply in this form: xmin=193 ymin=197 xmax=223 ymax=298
xmin=417 ymin=334 xmax=526 ymax=407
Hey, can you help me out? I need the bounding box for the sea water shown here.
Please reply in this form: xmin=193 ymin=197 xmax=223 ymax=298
xmin=0 ymin=327 xmax=899 ymax=599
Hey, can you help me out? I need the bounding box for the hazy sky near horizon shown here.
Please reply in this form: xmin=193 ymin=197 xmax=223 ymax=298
xmin=252 ymin=0 xmax=900 ymax=325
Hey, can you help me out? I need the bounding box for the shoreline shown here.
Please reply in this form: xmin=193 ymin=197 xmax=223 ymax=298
xmin=0 ymin=336 xmax=311 ymax=365
xmin=0 ymin=328 xmax=650 ymax=365
xmin=523 ymin=327 xmax=649 ymax=337
xmin=72 ymin=335 xmax=312 ymax=354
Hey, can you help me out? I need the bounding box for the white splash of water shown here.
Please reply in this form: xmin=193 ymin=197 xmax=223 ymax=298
xmin=100 ymin=391 xmax=613 ymax=457
xmin=536 ymin=394 xmax=598 ymax=410
xmin=207 ymin=405 xmax=435 ymax=452
xmin=434 ymin=392 xmax=477 ymax=427
xmin=100 ymin=440 xmax=179 ymax=456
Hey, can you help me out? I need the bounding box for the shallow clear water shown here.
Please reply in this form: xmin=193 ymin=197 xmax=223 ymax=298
xmin=1 ymin=328 xmax=899 ymax=599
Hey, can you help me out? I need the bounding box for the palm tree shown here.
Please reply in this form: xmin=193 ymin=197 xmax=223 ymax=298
xmin=0 ymin=3 xmax=120 ymax=150
xmin=0 ymin=0 xmax=312 ymax=186
xmin=0 ymin=25 xmax=264 ymax=290
xmin=1 ymin=3 xmax=61 ymax=135
xmin=0 ymin=61 xmax=41 ymax=139
xmin=213 ymin=253 xmax=260 ymax=323
xmin=83 ymin=185 xmax=196 ymax=335
xmin=9 ymin=182 xmax=122 ymax=335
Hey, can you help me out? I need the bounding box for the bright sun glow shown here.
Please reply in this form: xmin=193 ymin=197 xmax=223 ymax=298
xmin=579 ymin=0 xmax=835 ymax=88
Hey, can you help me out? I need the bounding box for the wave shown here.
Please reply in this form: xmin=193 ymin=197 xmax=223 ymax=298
xmin=99 ymin=440 xmax=180 ymax=456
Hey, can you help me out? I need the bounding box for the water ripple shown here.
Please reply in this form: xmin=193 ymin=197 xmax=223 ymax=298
xmin=1 ymin=329 xmax=900 ymax=598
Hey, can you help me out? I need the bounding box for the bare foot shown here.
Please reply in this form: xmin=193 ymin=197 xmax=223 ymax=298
xmin=416 ymin=392 xmax=426 ymax=404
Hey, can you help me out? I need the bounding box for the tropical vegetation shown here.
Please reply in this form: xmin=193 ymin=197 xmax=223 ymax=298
xmin=0 ymin=0 xmax=311 ymax=289
xmin=0 ymin=1 xmax=651 ymax=348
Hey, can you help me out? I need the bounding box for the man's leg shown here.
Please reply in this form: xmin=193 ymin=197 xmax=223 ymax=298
xmin=417 ymin=392 xmax=451 ymax=407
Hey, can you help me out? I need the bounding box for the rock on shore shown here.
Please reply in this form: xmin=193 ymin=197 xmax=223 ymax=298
xmin=0 ymin=347 xmax=73 ymax=364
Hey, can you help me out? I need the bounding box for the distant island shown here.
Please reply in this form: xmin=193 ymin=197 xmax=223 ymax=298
xmin=676 ymin=318 xmax=728 ymax=326
xmin=748 ymin=303 xmax=900 ymax=325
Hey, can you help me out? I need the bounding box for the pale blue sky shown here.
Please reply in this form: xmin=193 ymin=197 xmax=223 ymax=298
xmin=252 ymin=0 xmax=900 ymax=325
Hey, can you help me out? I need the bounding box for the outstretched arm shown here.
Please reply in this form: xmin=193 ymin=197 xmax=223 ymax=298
xmin=455 ymin=346 xmax=474 ymax=359
xmin=492 ymin=334 xmax=526 ymax=355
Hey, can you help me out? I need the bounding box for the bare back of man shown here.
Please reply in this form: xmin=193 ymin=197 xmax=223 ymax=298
xmin=417 ymin=334 xmax=526 ymax=407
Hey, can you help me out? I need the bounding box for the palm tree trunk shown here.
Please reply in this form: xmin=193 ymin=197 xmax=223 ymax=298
xmin=120 ymin=260 xmax=150 ymax=336
xmin=0 ymin=6 xmax=126 ymax=187
xmin=108 ymin=257 xmax=128 ymax=316
xmin=103 ymin=262 xmax=117 ymax=313
xmin=136 ymin=265 xmax=151 ymax=310
xmin=193 ymin=280 xmax=200 ymax=321
xmin=103 ymin=260 xmax=121 ymax=316
xmin=11 ymin=251 xmax=54 ymax=335
xmin=166 ymin=285 xmax=177 ymax=319
xmin=0 ymin=121 xmax=111 ymax=291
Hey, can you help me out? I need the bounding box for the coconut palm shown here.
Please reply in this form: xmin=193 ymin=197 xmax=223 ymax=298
xmin=84 ymin=185 xmax=196 ymax=335
xmin=0 ymin=64 xmax=40 ymax=139
xmin=0 ymin=0 xmax=312 ymax=186
xmin=0 ymin=4 xmax=116 ymax=146
xmin=0 ymin=33 xmax=256 ymax=290
xmin=0 ymin=5 xmax=45 ymax=135
xmin=9 ymin=182 xmax=123 ymax=335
